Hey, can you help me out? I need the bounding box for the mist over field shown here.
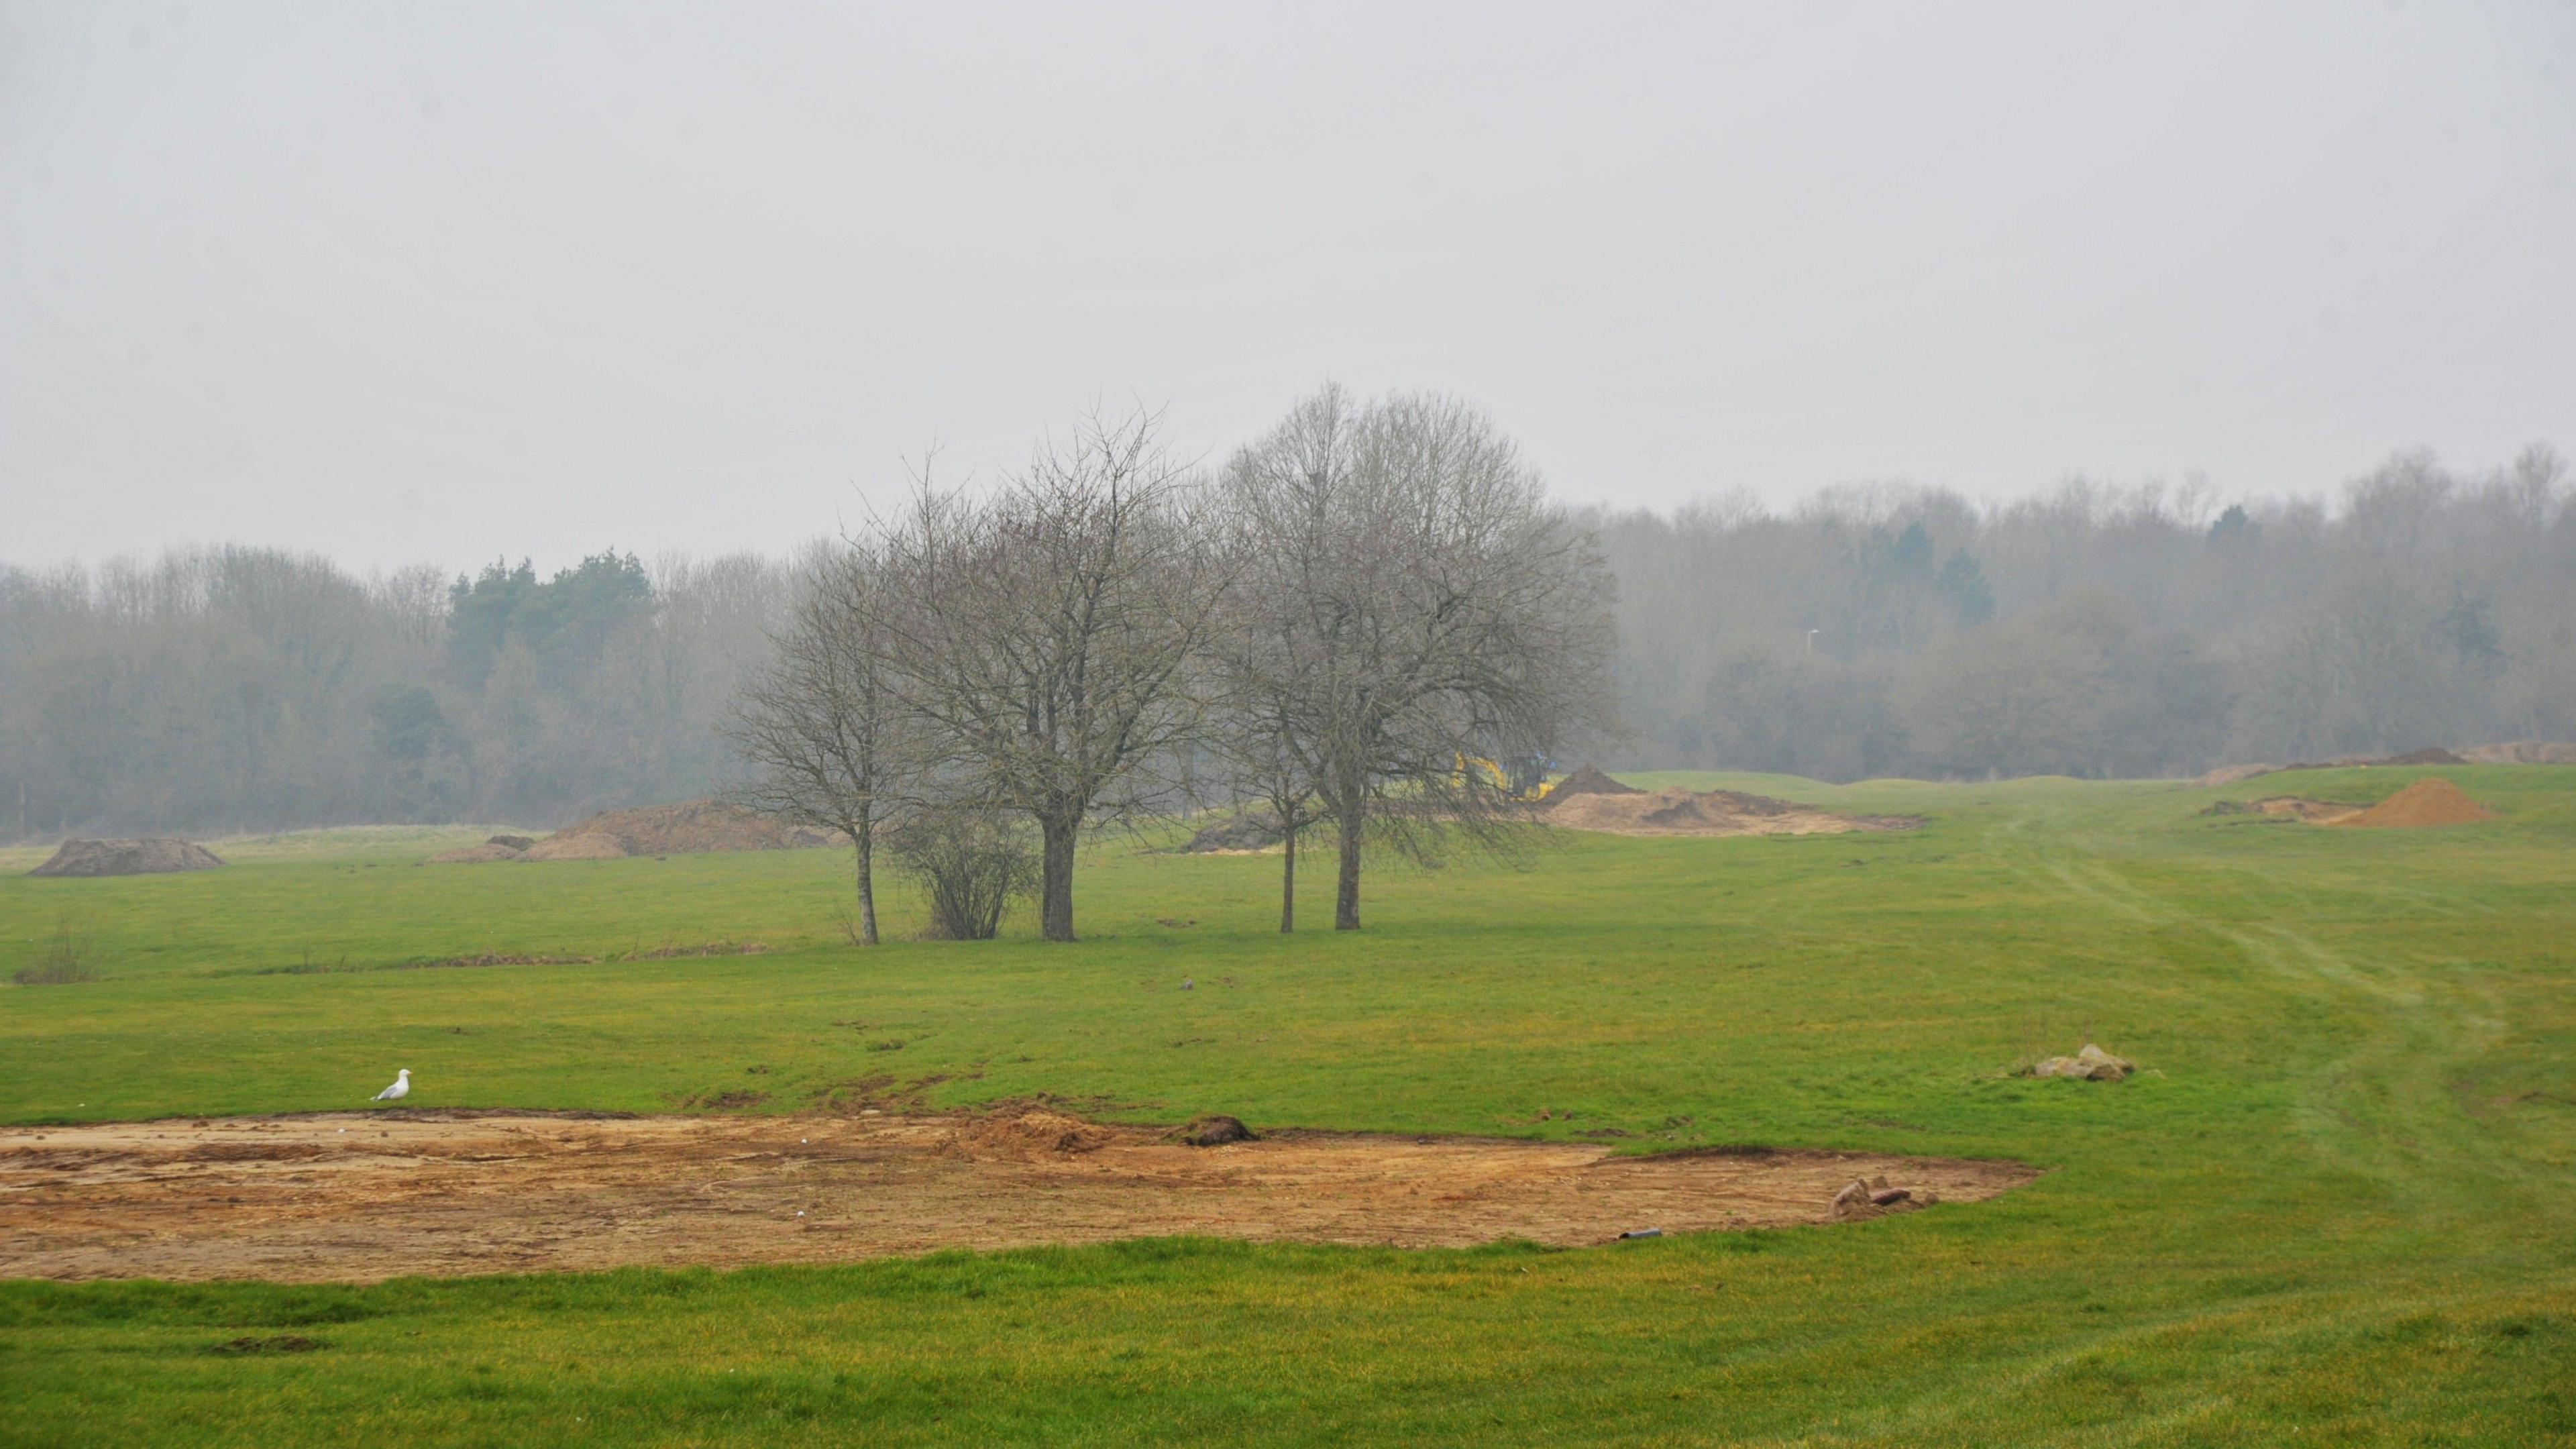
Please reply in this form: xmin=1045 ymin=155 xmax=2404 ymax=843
xmin=3 ymin=439 xmax=2568 ymax=839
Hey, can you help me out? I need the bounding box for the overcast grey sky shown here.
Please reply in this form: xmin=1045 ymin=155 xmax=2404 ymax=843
xmin=5 ymin=1 xmax=2573 ymax=575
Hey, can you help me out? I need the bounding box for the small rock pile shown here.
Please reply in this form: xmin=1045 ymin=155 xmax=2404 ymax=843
xmin=2029 ymin=1043 xmax=2135 ymax=1081
xmin=1831 ymin=1173 xmax=1935 ymax=1219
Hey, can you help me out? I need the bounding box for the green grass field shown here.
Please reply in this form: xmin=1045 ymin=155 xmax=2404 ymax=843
xmin=3 ymin=767 xmax=2573 ymax=1446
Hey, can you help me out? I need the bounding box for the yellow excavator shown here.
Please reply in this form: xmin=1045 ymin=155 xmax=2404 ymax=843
xmin=1453 ymin=755 xmax=1556 ymax=801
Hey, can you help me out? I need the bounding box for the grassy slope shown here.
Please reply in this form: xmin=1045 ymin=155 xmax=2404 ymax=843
xmin=1 ymin=767 xmax=2571 ymax=1446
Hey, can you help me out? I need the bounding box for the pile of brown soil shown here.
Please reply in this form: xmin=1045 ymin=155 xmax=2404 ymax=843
xmin=2330 ymin=778 xmax=2494 ymax=829
xmin=429 ymin=802 xmax=840 ymax=863
xmin=2462 ymin=741 xmax=2576 ymax=765
xmin=1545 ymin=786 xmax=1919 ymax=839
xmin=0 ymin=1112 xmax=2037 ymax=1282
xmin=946 ymin=1106 xmax=1114 ymax=1159
xmin=2202 ymin=796 xmax=2366 ymax=824
xmin=28 ymin=839 xmax=224 ymax=877
xmin=427 ymin=837 xmax=538 ymax=864
xmin=2200 ymin=746 xmax=2478 ymax=786
xmin=1544 ymin=765 xmax=1640 ymax=801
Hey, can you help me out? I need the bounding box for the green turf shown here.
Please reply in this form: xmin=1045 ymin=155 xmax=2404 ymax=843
xmin=3 ymin=767 xmax=2573 ymax=1446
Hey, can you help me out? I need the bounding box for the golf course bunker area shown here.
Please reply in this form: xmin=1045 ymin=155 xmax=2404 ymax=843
xmin=0 ymin=1111 xmax=2035 ymax=1283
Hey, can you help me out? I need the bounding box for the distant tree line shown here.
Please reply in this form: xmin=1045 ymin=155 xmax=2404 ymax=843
xmin=1591 ymin=444 xmax=2572 ymax=780
xmin=3 ymin=433 xmax=2567 ymax=849
xmin=0 ymin=546 xmax=794 ymax=839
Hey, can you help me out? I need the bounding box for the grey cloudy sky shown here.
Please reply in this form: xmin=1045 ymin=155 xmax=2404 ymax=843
xmin=5 ymin=1 xmax=2573 ymax=575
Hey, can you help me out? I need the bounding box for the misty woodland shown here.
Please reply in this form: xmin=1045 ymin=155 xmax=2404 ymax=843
xmin=2 ymin=402 xmax=2567 ymax=857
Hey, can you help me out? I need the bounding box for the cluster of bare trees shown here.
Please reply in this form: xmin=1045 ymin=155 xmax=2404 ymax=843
xmin=730 ymin=390 xmax=1618 ymax=941
xmin=1596 ymin=444 xmax=2575 ymax=779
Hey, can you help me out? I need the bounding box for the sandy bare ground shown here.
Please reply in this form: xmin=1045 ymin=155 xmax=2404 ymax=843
xmin=0 ymin=1110 xmax=2035 ymax=1283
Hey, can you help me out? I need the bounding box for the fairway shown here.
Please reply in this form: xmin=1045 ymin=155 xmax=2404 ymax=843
xmin=4 ymin=766 xmax=2574 ymax=1446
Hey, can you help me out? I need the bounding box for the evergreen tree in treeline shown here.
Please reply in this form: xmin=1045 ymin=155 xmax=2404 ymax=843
xmin=0 ymin=547 xmax=791 ymax=837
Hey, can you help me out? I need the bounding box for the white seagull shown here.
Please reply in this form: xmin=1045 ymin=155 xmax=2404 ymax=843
xmin=373 ymin=1069 xmax=411 ymax=1102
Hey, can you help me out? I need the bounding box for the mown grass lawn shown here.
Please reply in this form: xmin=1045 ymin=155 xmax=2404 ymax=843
xmin=2 ymin=767 xmax=2572 ymax=1446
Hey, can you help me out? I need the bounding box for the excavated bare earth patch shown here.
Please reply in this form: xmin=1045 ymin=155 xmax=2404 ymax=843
xmin=0 ymin=1110 xmax=2034 ymax=1282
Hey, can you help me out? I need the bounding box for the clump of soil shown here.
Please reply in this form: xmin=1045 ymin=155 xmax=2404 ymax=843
xmin=1181 ymin=810 xmax=1284 ymax=853
xmin=0 ymin=1112 xmax=2038 ymax=1282
xmin=1544 ymin=765 xmax=1641 ymax=801
xmin=513 ymin=801 xmax=837 ymax=861
xmin=949 ymin=1106 xmax=1114 ymax=1159
xmin=1544 ymin=786 xmax=1919 ymax=839
xmin=2198 ymin=763 xmax=2280 ymax=788
xmin=2331 ymin=777 xmax=2493 ymax=829
xmin=28 ymin=839 xmax=224 ymax=878
xmin=485 ymin=834 xmax=537 ymax=851
xmin=1174 ymin=1114 xmax=1256 ymax=1146
xmin=2025 ymin=1044 xmax=2135 ymax=1081
xmin=2461 ymin=741 xmax=2576 ymax=765
xmin=1830 ymin=1173 xmax=1935 ymax=1219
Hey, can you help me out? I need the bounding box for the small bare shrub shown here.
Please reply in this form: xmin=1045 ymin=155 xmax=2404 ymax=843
xmin=15 ymin=914 xmax=101 ymax=985
xmin=886 ymin=810 xmax=1038 ymax=941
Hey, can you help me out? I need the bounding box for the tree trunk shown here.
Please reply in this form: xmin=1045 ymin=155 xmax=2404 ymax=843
xmin=1279 ymin=823 xmax=1295 ymax=933
xmin=1038 ymin=812 xmax=1079 ymax=942
xmin=853 ymin=818 xmax=879 ymax=947
xmin=1334 ymin=805 xmax=1362 ymax=930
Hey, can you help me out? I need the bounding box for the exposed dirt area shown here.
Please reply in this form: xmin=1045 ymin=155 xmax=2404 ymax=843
xmin=1544 ymin=785 xmax=1920 ymax=838
xmin=0 ymin=1110 xmax=2033 ymax=1283
xmin=2460 ymin=741 xmax=2576 ymax=765
xmin=27 ymin=839 xmax=224 ymax=877
xmin=430 ymin=802 xmax=840 ymax=863
xmin=2330 ymin=777 xmax=2493 ymax=828
xmin=2202 ymin=796 xmax=2367 ymax=824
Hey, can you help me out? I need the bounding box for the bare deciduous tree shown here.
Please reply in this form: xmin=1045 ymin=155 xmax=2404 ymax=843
xmin=1221 ymin=386 xmax=1619 ymax=930
xmin=873 ymin=411 xmax=1226 ymax=942
xmin=726 ymin=541 xmax=903 ymax=944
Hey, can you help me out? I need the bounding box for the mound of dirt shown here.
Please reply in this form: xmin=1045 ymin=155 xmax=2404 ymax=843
xmin=0 ymin=1112 xmax=2038 ymax=1282
xmin=1543 ymin=765 xmax=1640 ymax=802
xmin=517 ymin=801 xmax=837 ymax=861
xmin=2198 ymin=763 xmax=2280 ymax=788
xmin=1544 ymin=786 xmax=1919 ymax=839
xmin=1181 ymin=810 xmax=1283 ymax=853
xmin=2202 ymin=796 xmax=2365 ymax=824
xmin=1174 ymin=1114 xmax=1256 ymax=1146
xmin=427 ymin=842 xmax=526 ymax=864
xmin=2330 ymin=777 xmax=2493 ymax=829
xmin=947 ymin=1107 xmax=1114 ymax=1159
xmin=28 ymin=839 xmax=224 ymax=878
xmin=2028 ymin=1044 xmax=2135 ymax=1081
xmin=2461 ymin=741 xmax=2576 ymax=765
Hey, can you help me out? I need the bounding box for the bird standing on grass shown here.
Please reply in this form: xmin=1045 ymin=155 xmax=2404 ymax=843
xmin=373 ymin=1069 xmax=411 ymax=1103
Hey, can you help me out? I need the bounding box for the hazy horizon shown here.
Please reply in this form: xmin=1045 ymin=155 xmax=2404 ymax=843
xmin=7 ymin=1 xmax=2574 ymax=574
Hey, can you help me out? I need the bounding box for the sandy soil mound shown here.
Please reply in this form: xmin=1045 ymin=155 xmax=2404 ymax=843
xmin=0 ymin=1112 xmax=2036 ymax=1282
xmin=2330 ymin=777 xmax=2493 ymax=828
xmin=2461 ymin=741 xmax=2576 ymax=765
xmin=28 ymin=839 xmax=224 ymax=877
xmin=517 ymin=800 xmax=837 ymax=861
xmin=1544 ymin=765 xmax=1641 ymax=801
xmin=2198 ymin=763 xmax=2280 ymax=788
xmin=947 ymin=1106 xmax=1114 ymax=1159
xmin=1545 ymin=786 xmax=1919 ymax=838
